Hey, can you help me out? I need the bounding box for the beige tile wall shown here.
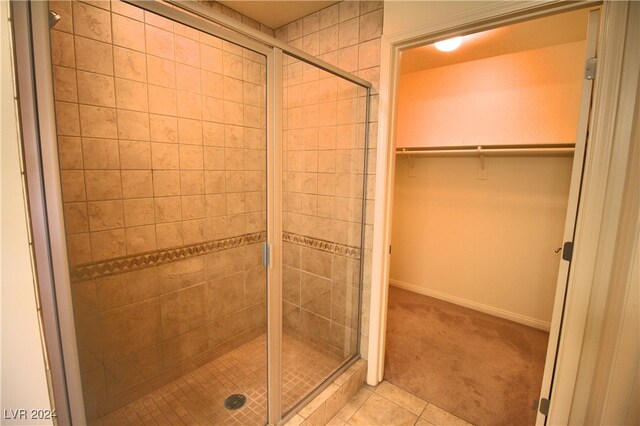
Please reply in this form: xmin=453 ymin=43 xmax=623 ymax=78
xmin=49 ymin=0 xmax=272 ymax=420
xmin=72 ymin=246 xmax=266 ymax=419
xmin=275 ymin=0 xmax=382 ymax=359
xmin=51 ymin=0 xmax=268 ymax=265
xmin=282 ymin=243 xmax=361 ymax=357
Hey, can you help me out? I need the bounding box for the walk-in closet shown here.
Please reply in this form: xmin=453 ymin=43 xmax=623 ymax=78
xmin=384 ymin=7 xmax=596 ymax=425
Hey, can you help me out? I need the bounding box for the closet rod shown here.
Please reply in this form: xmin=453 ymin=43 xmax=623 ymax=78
xmin=396 ymin=144 xmax=575 ymax=156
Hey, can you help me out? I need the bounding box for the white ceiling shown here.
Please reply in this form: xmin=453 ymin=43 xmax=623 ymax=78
xmin=400 ymin=8 xmax=591 ymax=74
xmin=217 ymin=0 xmax=339 ymax=29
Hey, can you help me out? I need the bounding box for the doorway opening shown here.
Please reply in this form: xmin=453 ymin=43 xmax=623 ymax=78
xmin=383 ymin=6 xmax=598 ymax=425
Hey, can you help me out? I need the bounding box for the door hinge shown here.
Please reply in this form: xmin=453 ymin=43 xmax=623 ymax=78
xmin=585 ymin=57 xmax=597 ymax=80
xmin=538 ymin=398 xmax=550 ymax=416
xmin=562 ymin=241 xmax=574 ymax=262
xmin=389 ymin=245 xmax=392 ymax=255
xmin=262 ymin=243 xmax=271 ymax=268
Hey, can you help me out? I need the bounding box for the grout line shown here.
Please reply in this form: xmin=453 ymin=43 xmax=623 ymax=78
xmin=137 ymin=3 xmax=159 ymax=258
xmin=105 ymin=3 xmax=129 ymax=261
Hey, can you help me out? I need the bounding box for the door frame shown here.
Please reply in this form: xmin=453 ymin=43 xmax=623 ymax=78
xmin=535 ymin=7 xmax=600 ymax=424
xmin=368 ymin=0 xmax=639 ymax=424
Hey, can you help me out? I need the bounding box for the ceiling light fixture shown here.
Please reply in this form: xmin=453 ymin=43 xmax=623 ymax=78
xmin=434 ymin=36 xmax=463 ymax=52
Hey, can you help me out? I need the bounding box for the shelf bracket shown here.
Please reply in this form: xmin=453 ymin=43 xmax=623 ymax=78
xmin=407 ymin=154 xmax=416 ymax=177
xmin=407 ymin=154 xmax=415 ymax=169
xmin=477 ymin=146 xmax=488 ymax=179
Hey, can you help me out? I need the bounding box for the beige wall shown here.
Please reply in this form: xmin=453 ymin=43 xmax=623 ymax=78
xmin=396 ymin=41 xmax=585 ymax=148
xmin=390 ymin=156 xmax=572 ymax=328
xmin=390 ymin=36 xmax=583 ymax=328
xmin=1 ymin=1 xmax=53 ymax=423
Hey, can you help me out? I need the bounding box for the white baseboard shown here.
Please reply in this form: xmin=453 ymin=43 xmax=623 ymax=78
xmin=389 ymin=279 xmax=551 ymax=332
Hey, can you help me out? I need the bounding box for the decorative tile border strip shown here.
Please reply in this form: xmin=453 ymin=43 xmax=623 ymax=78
xmin=282 ymin=232 xmax=361 ymax=259
xmin=69 ymin=231 xmax=360 ymax=282
xmin=70 ymin=232 xmax=266 ymax=282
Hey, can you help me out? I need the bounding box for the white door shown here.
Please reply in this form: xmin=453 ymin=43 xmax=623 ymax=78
xmin=535 ymin=8 xmax=601 ymax=425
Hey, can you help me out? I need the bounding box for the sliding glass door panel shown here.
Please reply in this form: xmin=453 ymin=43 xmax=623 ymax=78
xmin=280 ymin=53 xmax=366 ymax=414
xmin=48 ymin=1 xmax=268 ymax=423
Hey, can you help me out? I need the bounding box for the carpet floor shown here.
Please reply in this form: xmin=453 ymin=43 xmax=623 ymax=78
xmin=384 ymin=286 xmax=549 ymax=426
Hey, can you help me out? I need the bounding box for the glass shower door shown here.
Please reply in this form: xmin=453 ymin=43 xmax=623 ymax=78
xmin=280 ymin=53 xmax=367 ymax=413
xmin=48 ymin=1 xmax=268 ymax=423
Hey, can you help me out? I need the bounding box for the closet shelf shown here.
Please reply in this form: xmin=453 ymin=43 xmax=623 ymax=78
xmin=396 ymin=143 xmax=575 ymax=156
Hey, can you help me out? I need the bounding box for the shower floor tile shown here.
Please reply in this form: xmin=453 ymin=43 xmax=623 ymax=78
xmin=91 ymin=334 xmax=345 ymax=426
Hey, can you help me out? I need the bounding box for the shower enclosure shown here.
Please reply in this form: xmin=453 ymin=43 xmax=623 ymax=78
xmin=16 ymin=0 xmax=370 ymax=424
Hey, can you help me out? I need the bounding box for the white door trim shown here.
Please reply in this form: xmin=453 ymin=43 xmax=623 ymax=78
xmin=544 ymin=1 xmax=638 ymax=422
xmin=368 ymin=1 xmax=638 ymax=424
xmin=536 ymin=7 xmax=600 ymax=425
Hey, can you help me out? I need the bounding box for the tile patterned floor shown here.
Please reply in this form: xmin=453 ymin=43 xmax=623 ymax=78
xmin=91 ymin=333 xmax=345 ymax=425
xmin=328 ymin=380 xmax=474 ymax=426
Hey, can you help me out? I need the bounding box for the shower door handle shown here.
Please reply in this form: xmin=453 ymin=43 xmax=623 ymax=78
xmin=262 ymin=243 xmax=271 ymax=268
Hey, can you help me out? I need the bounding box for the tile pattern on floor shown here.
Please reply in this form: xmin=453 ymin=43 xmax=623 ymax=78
xmin=90 ymin=333 xmax=345 ymax=425
xmin=282 ymin=360 xmax=367 ymax=426
xmin=329 ymin=381 xmax=474 ymax=426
